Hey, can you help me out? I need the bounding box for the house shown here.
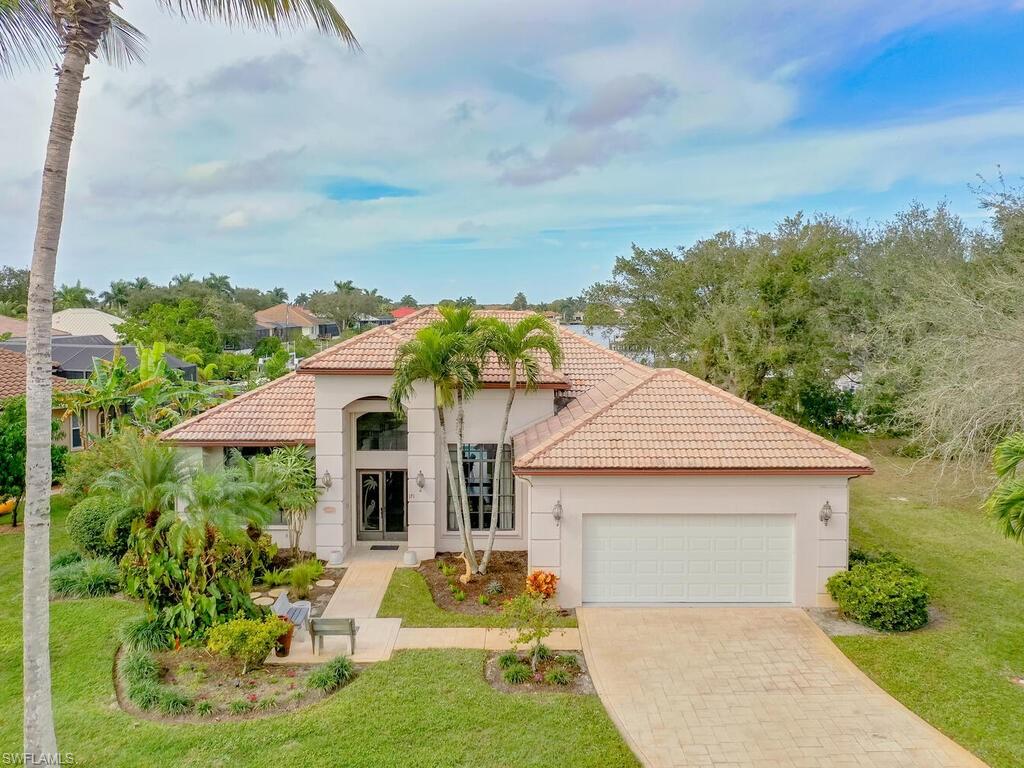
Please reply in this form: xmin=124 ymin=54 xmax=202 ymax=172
xmin=161 ymin=308 xmax=871 ymax=609
xmin=51 ymin=308 xmax=124 ymax=343
xmin=254 ymin=303 xmax=339 ymax=340
xmin=0 ymin=336 xmax=198 ymax=381
xmin=0 ymin=315 xmax=70 ymax=340
xmin=390 ymin=307 xmax=418 ymax=320
xmin=353 ymin=313 xmax=394 ymax=328
xmin=0 ymin=347 xmax=99 ymax=451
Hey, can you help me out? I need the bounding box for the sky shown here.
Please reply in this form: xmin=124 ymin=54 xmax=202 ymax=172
xmin=3 ymin=0 xmax=1024 ymax=304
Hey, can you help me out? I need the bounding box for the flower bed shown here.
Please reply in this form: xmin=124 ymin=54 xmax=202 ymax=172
xmin=484 ymin=649 xmax=593 ymax=695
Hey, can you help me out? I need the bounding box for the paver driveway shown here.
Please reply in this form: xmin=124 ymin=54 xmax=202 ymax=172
xmin=579 ymin=607 xmax=987 ymax=768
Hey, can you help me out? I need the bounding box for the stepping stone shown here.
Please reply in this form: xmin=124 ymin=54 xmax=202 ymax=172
xmin=268 ymin=587 xmax=289 ymax=596
xmin=248 ymin=592 xmax=262 ymax=600
xmin=316 ymin=579 xmax=335 ymax=588
xmin=254 ymin=596 xmax=275 ymax=606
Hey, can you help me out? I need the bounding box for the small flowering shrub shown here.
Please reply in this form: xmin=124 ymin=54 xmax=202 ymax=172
xmin=525 ymin=570 xmax=558 ymax=599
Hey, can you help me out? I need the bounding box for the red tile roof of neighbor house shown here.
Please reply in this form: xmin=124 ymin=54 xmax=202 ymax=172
xmin=0 ymin=347 xmax=78 ymax=400
xmin=514 ymin=367 xmax=872 ymax=474
xmin=297 ymin=307 xmax=569 ymax=387
xmin=0 ymin=315 xmax=69 ymax=338
xmin=390 ymin=307 xmax=418 ymax=319
xmin=160 ymin=307 xmax=869 ymax=474
xmin=161 ymin=373 xmax=315 ymax=446
xmin=253 ymin=303 xmax=323 ymax=329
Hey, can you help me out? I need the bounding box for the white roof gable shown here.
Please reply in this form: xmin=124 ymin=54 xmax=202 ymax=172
xmin=51 ymin=308 xmax=123 ymax=342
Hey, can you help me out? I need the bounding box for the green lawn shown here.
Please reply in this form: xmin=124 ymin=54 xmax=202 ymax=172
xmin=837 ymin=438 xmax=1024 ymax=768
xmin=0 ymin=500 xmax=633 ymax=767
xmin=377 ymin=568 xmax=577 ymax=628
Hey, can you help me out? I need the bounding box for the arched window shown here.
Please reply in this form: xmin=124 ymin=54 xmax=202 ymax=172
xmin=356 ymin=412 xmax=407 ymax=451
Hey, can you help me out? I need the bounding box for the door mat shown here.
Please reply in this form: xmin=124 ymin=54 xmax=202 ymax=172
xmin=370 ymin=545 xmax=400 ymax=551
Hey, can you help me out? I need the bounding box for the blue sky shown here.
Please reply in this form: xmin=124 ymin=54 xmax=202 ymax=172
xmin=2 ymin=0 xmax=1024 ymax=303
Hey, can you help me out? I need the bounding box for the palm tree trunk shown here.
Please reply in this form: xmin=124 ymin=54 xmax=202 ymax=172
xmin=437 ymin=406 xmax=474 ymax=560
xmin=454 ymin=391 xmax=479 ymax=572
xmin=479 ymin=372 xmax=516 ymax=574
xmin=24 ymin=45 xmax=90 ymax=762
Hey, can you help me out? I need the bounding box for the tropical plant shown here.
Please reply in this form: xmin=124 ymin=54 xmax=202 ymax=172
xmin=525 ymin=570 xmax=559 ymax=599
xmin=288 ymin=558 xmax=325 ymax=599
xmin=4 ymin=0 xmax=354 ymax=744
xmin=54 ymin=280 xmax=95 ymax=309
xmin=93 ymin=435 xmax=184 ymax=528
xmin=985 ymin=432 xmax=1024 ymax=541
xmin=307 ymin=655 xmax=354 ymax=692
xmin=0 ymin=395 xmax=67 ymax=526
xmin=0 ymin=299 xmax=26 ymax=317
xmin=390 ymin=312 xmax=484 ymax=571
xmin=475 ymin=313 xmax=562 ymax=573
xmin=264 ymin=446 xmax=319 ymax=555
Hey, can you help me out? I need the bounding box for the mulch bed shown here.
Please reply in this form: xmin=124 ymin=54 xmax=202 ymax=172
xmin=115 ymin=646 xmax=355 ymax=722
xmin=257 ymin=550 xmax=345 ymax=617
xmin=484 ymin=650 xmax=594 ymax=695
xmin=419 ymin=551 xmax=540 ymax=616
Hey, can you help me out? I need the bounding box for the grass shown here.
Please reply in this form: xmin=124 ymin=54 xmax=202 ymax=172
xmin=836 ymin=437 xmax=1024 ymax=768
xmin=378 ymin=568 xmax=577 ymax=628
xmin=1 ymin=498 xmax=631 ymax=767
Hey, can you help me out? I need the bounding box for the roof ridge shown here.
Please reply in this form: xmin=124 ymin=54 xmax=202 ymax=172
xmin=161 ymin=372 xmax=298 ymax=438
xmin=297 ymin=306 xmax=435 ymax=370
xmin=654 ymin=367 xmax=872 ymax=467
xmin=516 ymin=367 xmax=658 ymax=467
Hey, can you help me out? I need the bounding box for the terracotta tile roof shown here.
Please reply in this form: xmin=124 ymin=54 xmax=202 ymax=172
xmin=555 ymin=326 xmax=650 ymax=399
xmin=0 ymin=315 xmax=69 ymax=338
xmin=298 ymin=307 xmax=569 ymax=387
xmin=514 ymin=367 xmax=872 ymax=474
xmin=254 ymin=303 xmax=323 ymax=329
xmin=390 ymin=307 xmax=418 ymax=319
xmin=160 ymin=373 xmax=315 ymax=446
xmin=0 ymin=347 xmax=77 ymax=400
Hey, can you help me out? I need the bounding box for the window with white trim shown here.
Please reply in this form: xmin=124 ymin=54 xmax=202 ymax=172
xmin=70 ymin=414 xmax=82 ymax=449
xmin=356 ymin=412 xmax=407 ymax=450
xmin=447 ymin=444 xmax=514 ymax=532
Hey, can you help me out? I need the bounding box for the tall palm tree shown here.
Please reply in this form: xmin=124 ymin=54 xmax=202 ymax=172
xmin=986 ymin=433 xmax=1024 ymax=541
xmin=390 ymin=324 xmax=482 ymax=568
xmin=476 ymin=314 xmax=562 ymax=573
xmin=95 ymin=435 xmax=185 ymax=528
xmin=3 ymin=1 xmax=356 ymax=758
xmin=54 ymin=280 xmax=95 ymax=309
xmin=98 ymin=279 xmax=130 ymax=312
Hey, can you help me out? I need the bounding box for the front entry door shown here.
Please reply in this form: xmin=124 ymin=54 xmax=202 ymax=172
xmin=357 ymin=470 xmax=407 ymax=541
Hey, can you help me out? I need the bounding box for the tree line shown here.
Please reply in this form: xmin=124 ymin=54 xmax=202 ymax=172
xmin=585 ymin=184 xmax=1024 ymax=470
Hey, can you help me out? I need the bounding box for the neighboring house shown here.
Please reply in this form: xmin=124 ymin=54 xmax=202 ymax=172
xmin=254 ymin=303 xmax=339 ymax=340
xmin=0 ymin=315 xmax=71 ymax=340
xmin=51 ymin=308 xmax=124 ymax=342
xmin=162 ymin=308 xmax=872 ymax=609
xmin=0 ymin=347 xmax=99 ymax=452
xmin=390 ymin=307 xmax=418 ymax=320
xmin=0 ymin=336 xmax=198 ymax=381
xmin=353 ymin=313 xmax=394 ymax=328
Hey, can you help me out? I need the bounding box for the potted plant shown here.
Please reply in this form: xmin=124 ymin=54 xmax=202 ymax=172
xmin=275 ymin=617 xmax=295 ymax=657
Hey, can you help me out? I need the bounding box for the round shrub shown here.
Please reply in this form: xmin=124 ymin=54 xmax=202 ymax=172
xmin=66 ymin=495 xmax=135 ymax=559
xmin=51 ymin=557 xmax=120 ymax=598
xmin=207 ymin=615 xmax=290 ymax=674
xmin=827 ymin=561 xmax=929 ymax=631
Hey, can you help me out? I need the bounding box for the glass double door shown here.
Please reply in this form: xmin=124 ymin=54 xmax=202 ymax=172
xmin=357 ymin=470 xmax=407 ymax=541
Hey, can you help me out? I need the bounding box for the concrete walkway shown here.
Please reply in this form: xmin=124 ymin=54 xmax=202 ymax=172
xmin=267 ymin=558 xmax=581 ymax=665
xmin=579 ymin=607 xmax=987 ymax=768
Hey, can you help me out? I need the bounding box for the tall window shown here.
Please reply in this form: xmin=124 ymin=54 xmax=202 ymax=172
xmin=447 ymin=444 xmax=514 ymax=532
xmin=356 ymin=412 xmax=407 ymax=450
xmin=70 ymin=414 xmax=82 ymax=449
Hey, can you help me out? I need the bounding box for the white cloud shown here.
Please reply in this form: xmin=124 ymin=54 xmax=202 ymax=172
xmin=217 ymin=210 xmax=250 ymax=230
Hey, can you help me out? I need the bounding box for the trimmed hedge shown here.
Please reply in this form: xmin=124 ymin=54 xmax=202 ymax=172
xmin=827 ymin=559 xmax=929 ymax=631
xmin=66 ymin=495 xmax=135 ymax=559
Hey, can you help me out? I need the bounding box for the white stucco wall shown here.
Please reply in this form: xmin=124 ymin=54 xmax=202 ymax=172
xmin=522 ymin=474 xmax=851 ymax=608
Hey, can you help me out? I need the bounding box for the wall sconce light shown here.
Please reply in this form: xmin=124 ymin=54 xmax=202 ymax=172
xmin=552 ymin=499 xmax=563 ymax=525
xmin=416 ymin=470 xmax=426 ymax=489
xmin=320 ymin=469 xmax=332 ymax=490
xmin=819 ymin=500 xmax=832 ymax=526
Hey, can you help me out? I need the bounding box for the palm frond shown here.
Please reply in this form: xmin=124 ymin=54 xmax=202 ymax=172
xmin=0 ymin=0 xmax=61 ymax=77
xmin=98 ymin=10 xmax=146 ymax=68
xmin=992 ymin=432 xmax=1024 ymax=479
xmin=158 ymin=0 xmax=359 ymax=46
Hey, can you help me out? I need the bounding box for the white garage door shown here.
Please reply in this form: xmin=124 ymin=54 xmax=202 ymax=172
xmin=582 ymin=514 xmax=794 ymax=603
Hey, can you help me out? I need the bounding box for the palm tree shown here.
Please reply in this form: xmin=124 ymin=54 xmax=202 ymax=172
xmin=261 ymin=446 xmax=319 ymax=556
xmin=3 ymin=2 xmax=356 ymax=758
xmin=129 ymin=276 xmax=153 ymax=291
xmin=476 ymin=314 xmax=562 ymax=573
xmin=390 ymin=324 xmax=482 ymax=569
xmin=95 ymin=435 xmax=185 ymax=529
xmin=98 ymin=279 xmax=130 ymax=312
xmin=985 ymin=433 xmax=1024 ymax=541
xmin=54 ymin=280 xmax=95 ymax=309
xmin=0 ymin=299 xmax=26 ymax=317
